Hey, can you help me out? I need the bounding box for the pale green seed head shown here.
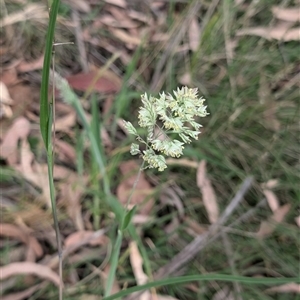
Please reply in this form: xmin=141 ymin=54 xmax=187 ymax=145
xmin=124 ymin=87 xmax=208 ymax=171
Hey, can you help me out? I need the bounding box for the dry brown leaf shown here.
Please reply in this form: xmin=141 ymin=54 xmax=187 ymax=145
xmin=129 ymin=241 xmax=177 ymax=300
xmin=105 ymin=0 xmax=127 ymax=8
xmin=0 ymin=223 xmax=28 ymax=243
xmin=105 ymin=6 xmax=138 ymax=29
xmin=110 ymin=28 xmax=141 ymax=45
xmin=0 ymin=262 xmax=61 ymax=287
xmin=197 ymin=161 xmax=219 ymax=224
xmin=256 ymin=204 xmax=291 ymax=238
xmin=130 ymin=241 xmax=148 ymax=285
xmin=261 ymin=179 xmax=279 ymax=189
xmin=178 ymin=72 xmax=192 ymax=86
xmin=55 ymin=139 xmax=77 ymax=164
xmin=0 ymin=82 xmax=14 ymax=104
xmin=116 ymin=160 xmax=154 ymax=215
xmin=263 ymin=189 xmax=279 ymax=212
xmin=66 ymin=69 xmax=121 ymax=93
xmin=131 ymin=214 xmax=152 ymax=224
xmin=0 ymin=224 xmax=43 ymax=262
xmin=16 ymin=55 xmax=44 ymax=73
xmin=189 ymin=17 xmax=201 ymax=51
xmin=2 ymin=4 xmax=48 ymax=27
xmin=27 ymin=237 xmax=43 ymax=261
xmin=54 ymin=111 xmax=76 ymax=132
xmin=272 ymin=6 xmax=300 ymax=22
xmin=237 ymin=26 xmax=300 ymax=41
xmin=0 ymin=103 xmax=13 ymax=118
xmin=265 ymin=283 xmax=300 ymax=294
xmin=128 ymin=10 xmax=152 ymax=24
xmin=64 ymin=231 xmax=107 ymax=248
xmin=129 ymin=241 xmax=150 ymax=300
xmin=99 ymin=14 xmax=138 ymax=28
xmin=8 ymin=83 xmax=38 ymax=119
xmin=46 ymin=229 xmax=107 ymax=270
xmin=166 ymin=158 xmax=198 ymax=169
xmin=0 ymin=117 xmax=31 ymax=165
xmin=14 ymin=140 xmax=51 ymax=207
xmin=0 ymin=68 xmax=19 ymax=86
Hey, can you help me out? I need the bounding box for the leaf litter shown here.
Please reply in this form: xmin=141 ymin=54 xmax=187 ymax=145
xmin=1 ymin=0 xmax=299 ymax=298
xmin=236 ymin=6 xmax=300 ymax=41
xmin=0 ymin=262 xmax=61 ymax=287
xmin=0 ymin=224 xmax=43 ymax=260
xmin=0 ymin=117 xmax=31 ymax=165
xmin=196 ymin=160 xmax=219 ymax=224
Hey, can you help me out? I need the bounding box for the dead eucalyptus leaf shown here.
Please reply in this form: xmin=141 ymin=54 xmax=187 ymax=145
xmin=237 ymin=26 xmax=300 ymax=41
xmin=0 ymin=81 xmax=14 ymax=104
xmin=129 ymin=241 xmax=149 ymax=300
xmin=263 ymin=189 xmax=279 ymax=212
xmin=0 ymin=262 xmax=61 ymax=287
xmin=265 ymin=283 xmax=300 ymax=294
xmin=189 ymin=17 xmax=201 ymax=51
xmin=197 ymin=161 xmax=219 ymax=224
xmin=64 ymin=230 xmax=107 ymax=249
xmin=0 ymin=117 xmax=31 ymax=165
xmin=272 ymin=6 xmax=300 ymax=22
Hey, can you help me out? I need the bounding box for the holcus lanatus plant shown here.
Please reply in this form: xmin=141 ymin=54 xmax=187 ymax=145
xmin=124 ymin=86 xmax=209 ymax=171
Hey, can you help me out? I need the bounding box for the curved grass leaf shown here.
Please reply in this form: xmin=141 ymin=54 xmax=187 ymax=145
xmin=102 ymin=275 xmax=300 ymax=300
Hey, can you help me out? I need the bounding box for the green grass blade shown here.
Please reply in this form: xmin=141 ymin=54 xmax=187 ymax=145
xmin=90 ymin=95 xmax=106 ymax=229
xmin=47 ymin=104 xmax=63 ymax=296
xmin=121 ymin=205 xmax=137 ymax=231
xmin=91 ymin=95 xmax=105 ymax=161
xmin=103 ymin=275 xmax=300 ymax=300
xmin=105 ymin=230 xmax=123 ymax=297
xmin=40 ymin=0 xmax=60 ymax=146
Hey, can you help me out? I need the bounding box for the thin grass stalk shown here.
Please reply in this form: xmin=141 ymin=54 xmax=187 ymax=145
xmin=91 ymin=95 xmax=103 ymax=229
xmin=39 ymin=0 xmax=63 ymax=298
xmin=47 ymin=108 xmax=63 ymax=298
xmin=104 ymin=229 xmax=123 ymax=296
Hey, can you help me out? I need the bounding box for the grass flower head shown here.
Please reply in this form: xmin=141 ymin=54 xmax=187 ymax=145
xmin=124 ymin=87 xmax=209 ymax=171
